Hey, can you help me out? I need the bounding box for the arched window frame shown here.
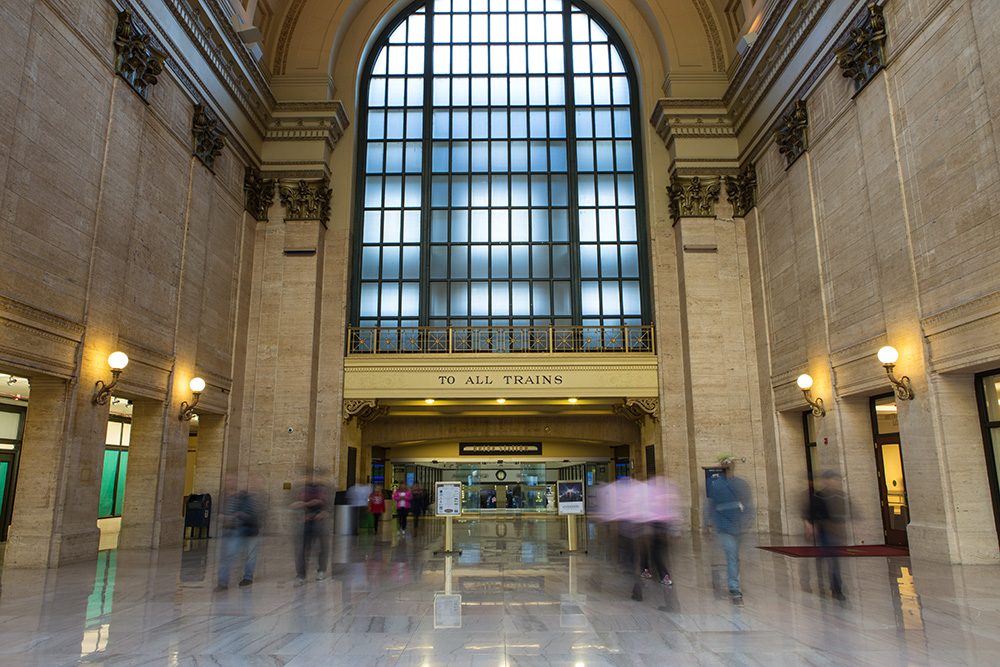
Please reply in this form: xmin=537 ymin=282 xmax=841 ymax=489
xmin=349 ymin=0 xmax=652 ymax=342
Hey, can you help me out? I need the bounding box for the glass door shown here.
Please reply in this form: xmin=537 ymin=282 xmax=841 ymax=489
xmin=0 ymin=403 xmax=26 ymax=541
xmin=871 ymin=395 xmax=909 ymax=546
xmin=975 ymin=370 xmax=1000 ymax=549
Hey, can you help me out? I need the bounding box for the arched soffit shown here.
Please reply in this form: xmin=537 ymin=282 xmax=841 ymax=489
xmin=269 ymin=0 xmax=728 ymax=103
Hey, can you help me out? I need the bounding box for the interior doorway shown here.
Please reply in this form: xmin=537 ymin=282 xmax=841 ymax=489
xmin=0 ymin=402 xmax=26 ymax=541
xmin=871 ymin=394 xmax=909 ymax=546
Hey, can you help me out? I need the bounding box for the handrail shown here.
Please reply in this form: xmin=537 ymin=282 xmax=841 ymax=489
xmin=347 ymin=325 xmax=655 ymax=355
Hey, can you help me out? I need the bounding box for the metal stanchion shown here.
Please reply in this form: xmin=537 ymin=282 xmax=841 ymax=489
xmin=559 ymin=514 xmax=588 ymax=555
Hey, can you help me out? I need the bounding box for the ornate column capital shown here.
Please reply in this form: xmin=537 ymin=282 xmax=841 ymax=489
xmin=279 ymin=178 xmax=331 ymax=226
xmin=668 ymin=175 xmax=721 ymax=223
xmin=243 ymin=167 xmax=275 ymax=221
xmin=774 ymin=100 xmax=808 ymax=169
xmin=724 ymin=163 xmax=757 ymax=218
xmin=192 ymin=103 xmax=226 ymax=171
xmin=835 ymin=2 xmax=887 ymax=92
xmin=113 ymin=10 xmax=166 ymax=101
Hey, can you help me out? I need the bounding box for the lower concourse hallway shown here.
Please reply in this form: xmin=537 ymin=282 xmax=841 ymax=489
xmin=0 ymin=519 xmax=997 ymax=666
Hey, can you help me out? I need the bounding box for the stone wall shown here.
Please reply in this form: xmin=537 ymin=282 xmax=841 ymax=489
xmin=0 ymin=0 xmax=252 ymax=565
xmin=750 ymin=0 xmax=1000 ymax=562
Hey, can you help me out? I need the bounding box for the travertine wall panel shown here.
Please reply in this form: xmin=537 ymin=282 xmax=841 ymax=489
xmin=811 ymin=110 xmax=885 ymax=352
xmin=971 ymin=0 xmax=1000 ymax=168
xmin=890 ymin=2 xmax=1000 ymax=315
xmin=2 ymin=2 xmax=113 ymax=322
xmin=121 ymin=117 xmax=192 ymax=354
xmin=196 ymin=188 xmax=244 ymax=378
xmin=0 ymin=0 xmax=33 ymax=199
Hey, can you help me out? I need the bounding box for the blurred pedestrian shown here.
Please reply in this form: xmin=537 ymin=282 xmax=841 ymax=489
xmin=368 ymin=485 xmax=387 ymax=536
xmin=410 ymin=482 xmax=426 ymax=534
xmin=706 ymin=459 xmax=754 ymax=604
xmin=804 ymin=470 xmax=848 ymax=600
xmin=216 ymin=475 xmax=263 ymax=590
xmin=290 ymin=468 xmax=330 ymax=585
xmin=393 ymin=484 xmax=413 ymax=535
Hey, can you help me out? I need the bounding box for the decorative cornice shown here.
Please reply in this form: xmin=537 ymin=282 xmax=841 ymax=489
xmin=668 ymin=176 xmax=721 ymax=223
xmin=343 ymin=399 xmax=387 ymax=425
xmin=267 ymin=101 xmax=350 ymax=150
xmin=922 ymin=290 xmax=1000 ymax=335
xmin=113 ymin=9 xmax=166 ymax=101
xmin=279 ymin=178 xmax=331 ymax=225
xmin=157 ymin=0 xmax=273 ymax=121
xmin=725 ymin=0 xmax=835 ymax=130
xmin=614 ymin=397 xmax=659 ymax=423
xmin=724 ymin=163 xmax=757 ymax=218
xmin=774 ymin=100 xmax=808 ymax=168
xmin=835 ymin=2 xmax=886 ymax=92
xmin=650 ymin=99 xmax=735 ymax=147
xmin=244 ymin=167 xmax=275 ymax=221
xmin=192 ymin=103 xmax=227 ymax=171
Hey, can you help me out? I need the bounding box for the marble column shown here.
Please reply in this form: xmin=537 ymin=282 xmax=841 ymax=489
xmin=191 ymin=412 xmax=226 ymax=534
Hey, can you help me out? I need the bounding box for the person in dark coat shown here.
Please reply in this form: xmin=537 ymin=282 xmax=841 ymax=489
xmin=804 ymin=470 xmax=848 ymax=600
xmin=706 ymin=462 xmax=754 ymax=604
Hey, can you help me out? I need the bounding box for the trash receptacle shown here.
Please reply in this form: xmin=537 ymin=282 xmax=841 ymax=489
xmin=334 ymin=504 xmax=359 ymax=535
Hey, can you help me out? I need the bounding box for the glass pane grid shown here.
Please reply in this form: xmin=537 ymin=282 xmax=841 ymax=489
xmin=355 ymin=0 xmax=646 ymax=333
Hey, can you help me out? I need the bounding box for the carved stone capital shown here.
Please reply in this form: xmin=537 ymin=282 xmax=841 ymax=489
xmin=724 ymin=163 xmax=757 ymax=218
xmin=668 ymin=176 xmax=721 ymax=223
xmin=114 ymin=10 xmax=166 ymax=101
xmin=614 ymin=397 xmax=659 ymax=423
xmin=279 ymin=178 xmax=331 ymax=225
xmin=835 ymin=2 xmax=886 ymax=91
xmin=343 ymin=399 xmax=387 ymax=425
xmin=774 ymin=100 xmax=808 ymax=168
xmin=192 ymin=103 xmax=226 ymax=171
xmin=244 ymin=167 xmax=275 ymax=221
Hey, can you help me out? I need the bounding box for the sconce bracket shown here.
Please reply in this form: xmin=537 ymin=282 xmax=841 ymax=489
xmin=179 ymin=394 xmax=201 ymax=421
xmin=884 ymin=366 xmax=914 ymax=401
xmin=92 ymin=369 xmax=122 ymax=405
xmin=801 ymin=389 xmax=826 ymax=418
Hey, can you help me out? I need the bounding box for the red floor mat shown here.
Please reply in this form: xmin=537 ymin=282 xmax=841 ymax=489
xmin=759 ymin=544 xmax=909 ymax=558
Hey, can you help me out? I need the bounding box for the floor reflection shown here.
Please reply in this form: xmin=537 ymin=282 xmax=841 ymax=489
xmin=0 ymin=519 xmax=995 ymax=665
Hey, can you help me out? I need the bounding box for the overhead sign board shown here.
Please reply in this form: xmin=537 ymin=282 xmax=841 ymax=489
xmin=459 ymin=442 xmax=542 ymax=456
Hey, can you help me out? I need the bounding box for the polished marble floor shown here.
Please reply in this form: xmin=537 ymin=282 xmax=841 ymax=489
xmin=1 ymin=518 xmax=999 ymax=666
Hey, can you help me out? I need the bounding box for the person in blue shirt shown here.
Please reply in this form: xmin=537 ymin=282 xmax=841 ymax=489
xmin=706 ymin=462 xmax=754 ymax=604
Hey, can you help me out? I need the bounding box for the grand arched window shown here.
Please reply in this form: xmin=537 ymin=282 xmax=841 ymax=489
xmin=351 ymin=0 xmax=651 ymax=352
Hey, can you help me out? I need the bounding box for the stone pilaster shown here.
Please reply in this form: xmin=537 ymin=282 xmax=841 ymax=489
xmin=118 ymin=397 xmax=186 ymax=549
xmin=237 ymin=177 xmax=329 ymax=532
xmin=192 ymin=412 xmax=226 ymax=534
xmin=672 ymin=193 xmax=769 ymax=531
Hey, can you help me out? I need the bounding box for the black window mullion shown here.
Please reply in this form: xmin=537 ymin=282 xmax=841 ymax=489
xmin=561 ymin=2 xmax=582 ymax=327
xmin=418 ymin=3 xmax=436 ymax=329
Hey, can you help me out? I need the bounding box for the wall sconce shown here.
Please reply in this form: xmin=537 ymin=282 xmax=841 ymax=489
xmin=178 ymin=376 xmax=206 ymax=421
xmin=796 ymin=374 xmax=826 ymax=417
xmin=877 ymin=346 xmax=914 ymax=400
xmin=93 ymin=351 xmax=129 ymax=405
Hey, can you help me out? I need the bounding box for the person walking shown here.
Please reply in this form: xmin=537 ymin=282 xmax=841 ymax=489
xmin=706 ymin=460 xmax=754 ymax=604
xmin=368 ymin=485 xmax=386 ymax=536
xmin=804 ymin=470 xmax=848 ymax=600
xmin=410 ymin=483 xmax=426 ymax=534
xmin=290 ymin=468 xmax=330 ymax=585
xmin=393 ymin=484 xmax=413 ymax=536
xmin=216 ymin=475 xmax=263 ymax=590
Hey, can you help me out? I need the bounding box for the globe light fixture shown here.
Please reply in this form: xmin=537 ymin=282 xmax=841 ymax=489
xmin=179 ymin=376 xmax=206 ymax=421
xmin=876 ymin=345 xmax=914 ymax=400
xmin=93 ymin=351 xmax=129 ymax=405
xmin=796 ymin=374 xmax=825 ymax=417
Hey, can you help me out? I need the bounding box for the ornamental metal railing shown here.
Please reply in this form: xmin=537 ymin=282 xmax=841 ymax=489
xmin=347 ymin=325 xmax=655 ymax=355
